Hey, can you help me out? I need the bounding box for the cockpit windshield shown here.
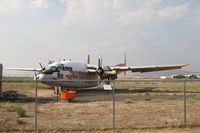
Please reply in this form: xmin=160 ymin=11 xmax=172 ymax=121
xmin=42 ymin=66 xmax=58 ymax=74
xmin=42 ymin=63 xmax=73 ymax=74
xmin=49 ymin=66 xmax=57 ymax=70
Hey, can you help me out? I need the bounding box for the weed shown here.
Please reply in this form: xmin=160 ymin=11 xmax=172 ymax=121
xmin=124 ymin=98 xmax=135 ymax=104
xmin=0 ymin=118 xmax=7 ymax=125
xmin=168 ymin=98 xmax=176 ymax=100
xmin=0 ymin=103 xmax=3 ymax=109
xmin=152 ymin=99 xmax=163 ymax=103
xmin=16 ymin=119 xmax=26 ymax=125
xmin=16 ymin=107 xmax=26 ymax=117
xmin=194 ymin=95 xmax=200 ymax=101
xmin=145 ymin=98 xmax=151 ymax=101
xmin=5 ymin=105 xmax=16 ymax=112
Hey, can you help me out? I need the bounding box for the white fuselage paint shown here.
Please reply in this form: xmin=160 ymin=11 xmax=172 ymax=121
xmin=37 ymin=61 xmax=98 ymax=88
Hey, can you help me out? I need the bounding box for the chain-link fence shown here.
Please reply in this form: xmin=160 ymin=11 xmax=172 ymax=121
xmin=1 ymin=79 xmax=200 ymax=132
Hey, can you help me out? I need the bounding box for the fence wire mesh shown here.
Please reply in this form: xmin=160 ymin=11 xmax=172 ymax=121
xmin=1 ymin=79 xmax=200 ymax=132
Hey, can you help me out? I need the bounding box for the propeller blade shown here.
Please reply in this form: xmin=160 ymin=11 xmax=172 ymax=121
xmin=39 ymin=62 xmax=44 ymax=69
xmin=38 ymin=59 xmax=45 ymax=71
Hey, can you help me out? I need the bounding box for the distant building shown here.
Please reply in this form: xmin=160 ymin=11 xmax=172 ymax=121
xmin=172 ymin=75 xmax=186 ymax=79
xmin=187 ymin=75 xmax=199 ymax=79
xmin=160 ymin=76 xmax=171 ymax=79
xmin=160 ymin=75 xmax=185 ymax=79
xmin=160 ymin=74 xmax=199 ymax=79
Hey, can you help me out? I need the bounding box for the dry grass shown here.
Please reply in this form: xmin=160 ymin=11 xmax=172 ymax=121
xmin=1 ymin=100 xmax=200 ymax=131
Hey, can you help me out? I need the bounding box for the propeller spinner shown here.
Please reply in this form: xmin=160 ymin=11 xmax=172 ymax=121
xmin=96 ymin=55 xmax=104 ymax=75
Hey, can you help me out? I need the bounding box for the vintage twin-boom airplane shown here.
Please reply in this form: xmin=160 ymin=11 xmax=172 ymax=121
xmin=5 ymin=55 xmax=189 ymax=89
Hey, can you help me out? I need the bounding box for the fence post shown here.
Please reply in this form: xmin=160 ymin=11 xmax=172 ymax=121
xmin=0 ymin=64 xmax=2 ymax=101
xmin=35 ymin=72 xmax=38 ymax=131
xmin=112 ymin=80 xmax=116 ymax=133
xmin=184 ymin=78 xmax=186 ymax=125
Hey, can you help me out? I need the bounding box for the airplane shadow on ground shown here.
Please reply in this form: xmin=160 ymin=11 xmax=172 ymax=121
xmin=74 ymin=87 xmax=199 ymax=103
xmin=76 ymin=87 xmax=157 ymax=97
xmin=5 ymin=87 xmax=200 ymax=104
xmin=76 ymin=87 xmax=200 ymax=97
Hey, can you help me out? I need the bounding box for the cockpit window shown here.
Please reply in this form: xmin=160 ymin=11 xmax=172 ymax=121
xmin=50 ymin=66 xmax=57 ymax=70
xmin=42 ymin=64 xmax=73 ymax=74
xmin=57 ymin=66 xmax=72 ymax=71
xmin=42 ymin=66 xmax=58 ymax=74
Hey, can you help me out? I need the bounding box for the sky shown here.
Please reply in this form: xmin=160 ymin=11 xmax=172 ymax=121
xmin=0 ymin=0 xmax=200 ymax=72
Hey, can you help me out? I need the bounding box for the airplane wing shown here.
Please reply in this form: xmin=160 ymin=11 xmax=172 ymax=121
xmin=4 ymin=68 xmax=42 ymax=72
xmin=111 ymin=64 xmax=189 ymax=73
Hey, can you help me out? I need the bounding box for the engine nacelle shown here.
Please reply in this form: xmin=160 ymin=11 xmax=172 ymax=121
xmin=100 ymin=74 xmax=117 ymax=80
xmin=96 ymin=67 xmax=104 ymax=75
xmin=96 ymin=66 xmax=117 ymax=80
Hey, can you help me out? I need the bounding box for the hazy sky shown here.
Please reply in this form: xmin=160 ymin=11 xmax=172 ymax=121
xmin=0 ymin=0 xmax=200 ymax=71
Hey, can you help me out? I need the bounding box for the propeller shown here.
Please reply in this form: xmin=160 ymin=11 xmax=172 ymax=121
xmin=96 ymin=55 xmax=103 ymax=86
xmin=38 ymin=59 xmax=45 ymax=71
xmin=96 ymin=55 xmax=117 ymax=77
xmin=96 ymin=55 xmax=104 ymax=75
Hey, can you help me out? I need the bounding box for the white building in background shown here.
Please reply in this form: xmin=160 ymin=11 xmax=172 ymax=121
xmin=160 ymin=76 xmax=167 ymax=79
xmin=160 ymin=76 xmax=172 ymax=79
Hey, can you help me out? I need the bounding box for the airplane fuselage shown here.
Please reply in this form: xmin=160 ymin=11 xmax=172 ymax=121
xmin=37 ymin=61 xmax=98 ymax=88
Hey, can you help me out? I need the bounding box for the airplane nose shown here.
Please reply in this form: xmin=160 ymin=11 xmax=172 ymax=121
xmin=37 ymin=74 xmax=45 ymax=81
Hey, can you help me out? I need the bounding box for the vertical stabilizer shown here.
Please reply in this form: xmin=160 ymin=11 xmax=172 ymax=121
xmin=124 ymin=53 xmax=126 ymax=66
xmin=114 ymin=53 xmax=127 ymax=76
xmin=115 ymin=53 xmax=127 ymax=67
xmin=124 ymin=53 xmax=126 ymax=76
xmin=87 ymin=55 xmax=90 ymax=64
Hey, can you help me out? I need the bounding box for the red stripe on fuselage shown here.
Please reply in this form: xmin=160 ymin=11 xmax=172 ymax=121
xmin=65 ymin=71 xmax=96 ymax=80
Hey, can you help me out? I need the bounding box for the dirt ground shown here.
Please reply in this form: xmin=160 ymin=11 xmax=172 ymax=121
xmin=1 ymin=80 xmax=200 ymax=132
xmin=3 ymin=127 xmax=200 ymax=133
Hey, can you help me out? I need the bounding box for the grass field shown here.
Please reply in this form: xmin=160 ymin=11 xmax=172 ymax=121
xmin=1 ymin=77 xmax=200 ymax=133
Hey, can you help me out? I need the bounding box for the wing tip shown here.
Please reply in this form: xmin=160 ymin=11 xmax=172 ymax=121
xmin=182 ymin=64 xmax=190 ymax=67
